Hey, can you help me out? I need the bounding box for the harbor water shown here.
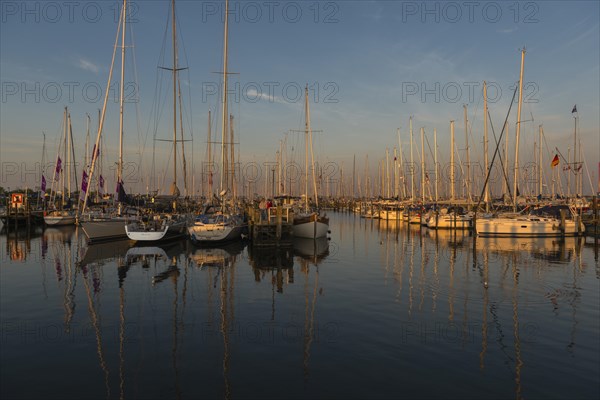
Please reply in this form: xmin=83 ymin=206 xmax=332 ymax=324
xmin=1 ymin=212 xmax=599 ymax=399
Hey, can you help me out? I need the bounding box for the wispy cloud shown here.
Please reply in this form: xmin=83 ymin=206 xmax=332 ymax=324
xmin=77 ymin=58 xmax=100 ymax=74
xmin=497 ymin=27 xmax=518 ymax=34
xmin=246 ymin=88 xmax=285 ymax=104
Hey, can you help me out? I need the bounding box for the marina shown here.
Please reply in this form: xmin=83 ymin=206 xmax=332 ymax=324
xmin=1 ymin=213 xmax=599 ymax=399
xmin=1 ymin=0 xmax=599 ymax=398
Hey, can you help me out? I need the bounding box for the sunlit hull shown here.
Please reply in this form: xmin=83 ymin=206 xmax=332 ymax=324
xmin=427 ymin=214 xmax=473 ymax=230
xmin=188 ymin=223 xmax=243 ymax=243
xmin=44 ymin=211 xmax=76 ymax=226
xmin=125 ymin=219 xmax=187 ymax=242
xmin=476 ymin=217 xmax=584 ymax=237
xmin=81 ymin=219 xmax=128 ymax=243
xmin=292 ymin=213 xmax=329 ymax=239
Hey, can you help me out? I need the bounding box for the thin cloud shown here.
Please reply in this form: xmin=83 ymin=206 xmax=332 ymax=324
xmin=497 ymin=27 xmax=518 ymax=34
xmin=77 ymin=58 xmax=100 ymax=74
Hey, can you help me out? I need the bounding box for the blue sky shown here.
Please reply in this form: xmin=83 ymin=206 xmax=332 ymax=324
xmin=1 ymin=0 xmax=599 ymax=195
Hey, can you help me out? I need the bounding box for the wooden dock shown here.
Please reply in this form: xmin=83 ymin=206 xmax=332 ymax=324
xmin=247 ymin=206 xmax=293 ymax=247
xmin=0 ymin=193 xmax=44 ymax=230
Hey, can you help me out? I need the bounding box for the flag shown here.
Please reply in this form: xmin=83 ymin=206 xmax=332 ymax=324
xmin=55 ymin=156 xmax=62 ymax=175
xmin=81 ymin=170 xmax=89 ymax=193
xmin=394 ymin=156 xmax=397 ymax=161
xmin=572 ymin=105 xmax=577 ymax=113
xmin=563 ymin=165 xmax=571 ymax=171
xmin=41 ymin=175 xmax=46 ymax=192
xmin=91 ymin=143 xmax=100 ymax=161
xmin=116 ymin=180 xmax=127 ymax=203
xmin=575 ymin=163 xmax=582 ymax=172
xmin=551 ymin=154 xmax=560 ymax=167
xmin=99 ymin=174 xmax=105 ymax=194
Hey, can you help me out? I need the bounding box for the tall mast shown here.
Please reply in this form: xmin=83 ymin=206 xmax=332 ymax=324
xmin=420 ymin=127 xmax=425 ymax=204
xmin=207 ymin=110 xmax=212 ymax=196
xmin=464 ymin=104 xmax=471 ymax=203
xmin=410 ymin=116 xmax=414 ymax=202
xmin=171 ymin=0 xmax=178 ymax=198
xmin=385 ymin=147 xmax=390 ymax=198
xmin=434 ymin=128 xmax=438 ymax=203
xmin=393 ymin=147 xmax=398 ymax=198
xmin=538 ymin=124 xmax=543 ymax=197
xmin=62 ymin=107 xmax=67 ymax=206
xmin=304 ymin=86 xmax=309 ymax=212
xmin=398 ymin=128 xmax=405 ymax=198
xmin=118 ymin=0 xmax=127 ymax=188
xmin=85 ymin=114 xmax=90 ymax=170
xmin=306 ymin=86 xmax=319 ymax=210
xmin=220 ymin=0 xmax=229 ymax=193
xmin=513 ymin=48 xmax=526 ymax=212
xmin=483 ymin=81 xmax=489 ymax=211
xmin=230 ymin=114 xmax=235 ymax=198
xmin=352 ymin=154 xmax=356 ymax=199
xmin=450 ymin=120 xmax=455 ymax=202
xmin=81 ymin=1 xmax=125 ymax=214
xmin=503 ymin=120 xmax=509 ymax=199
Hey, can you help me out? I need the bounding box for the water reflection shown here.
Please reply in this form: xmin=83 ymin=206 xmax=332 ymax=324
xmin=0 ymin=215 xmax=597 ymax=399
xmin=371 ymin=219 xmax=590 ymax=399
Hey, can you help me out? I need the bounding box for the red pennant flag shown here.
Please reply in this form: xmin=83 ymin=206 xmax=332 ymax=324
xmin=551 ymin=154 xmax=560 ymax=167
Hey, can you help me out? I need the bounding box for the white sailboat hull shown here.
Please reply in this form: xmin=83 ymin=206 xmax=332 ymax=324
xmin=427 ymin=214 xmax=473 ymax=230
xmin=81 ymin=219 xmax=129 ymax=243
xmin=188 ymin=223 xmax=243 ymax=243
xmin=44 ymin=213 xmax=76 ymax=226
xmin=125 ymin=219 xmax=187 ymax=242
xmin=292 ymin=214 xmax=329 ymax=239
xmin=476 ymin=217 xmax=584 ymax=237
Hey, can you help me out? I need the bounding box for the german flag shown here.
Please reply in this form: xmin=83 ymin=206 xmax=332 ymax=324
xmin=551 ymin=154 xmax=560 ymax=167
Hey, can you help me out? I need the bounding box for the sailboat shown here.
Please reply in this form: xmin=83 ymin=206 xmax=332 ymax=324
xmin=125 ymin=0 xmax=188 ymax=243
xmin=187 ymin=0 xmax=244 ymax=244
xmin=80 ymin=0 xmax=138 ymax=243
xmin=475 ymin=49 xmax=584 ymax=237
xmin=45 ymin=107 xmax=77 ymax=226
xmin=292 ymin=86 xmax=330 ymax=239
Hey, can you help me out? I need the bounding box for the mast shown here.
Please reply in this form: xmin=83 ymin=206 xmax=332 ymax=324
xmin=393 ymin=147 xmax=398 ymax=198
xmin=410 ymin=116 xmax=414 ymax=203
xmin=420 ymin=127 xmax=425 ymax=204
xmin=538 ymin=124 xmax=543 ymax=197
xmin=85 ymin=114 xmax=90 ymax=170
xmin=81 ymin=0 xmax=125 ymax=215
xmin=503 ymin=120 xmax=509 ymax=199
xmin=230 ymin=114 xmax=235 ymax=199
xmin=450 ymin=120 xmax=455 ymax=202
xmin=62 ymin=107 xmax=67 ymax=207
xmin=118 ymin=0 xmax=127 ymax=191
xmin=464 ymin=104 xmax=471 ymax=203
xmin=398 ymin=128 xmax=405 ymax=199
xmin=66 ymin=110 xmax=71 ymax=201
xmin=434 ymin=128 xmax=438 ymax=203
xmin=68 ymin=113 xmax=78 ymax=201
xmin=207 ymin=110 xmax=212 ymax=197
xmin=304 ymin=86 xmax=310 ymax=212
xmin=220 ymin=0 xmax=230 ymax=194
xmin=352 ymin=154 xmax=356 ymax=199
xmin=513 ymin=48 xmax=526 ymax=212
xmin=306 ymin=86 xmax=319 ymax=210
xmin=483 ymin=81 xmax=489 ymax=211
xmin=385 ymin=147 xmax=390 ymax=198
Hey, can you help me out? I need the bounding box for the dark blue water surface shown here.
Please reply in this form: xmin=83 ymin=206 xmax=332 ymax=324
xmin=1 ymin=213 xmax=599 ymax=399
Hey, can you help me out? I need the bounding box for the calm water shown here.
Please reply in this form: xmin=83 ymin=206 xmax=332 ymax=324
xmin=1 ymin=213 xmax=599 ymax=399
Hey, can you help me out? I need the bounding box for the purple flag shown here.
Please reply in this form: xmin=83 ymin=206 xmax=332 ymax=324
xmin=81 ymin=170 xmax=89 ymax=193
xmin=55 ymin=157 xmax=62 ymax=175
xmin=41 ymin=175 xmax=46 ymax=192
xmin=99 ymin=175 xmax=105 ymax=194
